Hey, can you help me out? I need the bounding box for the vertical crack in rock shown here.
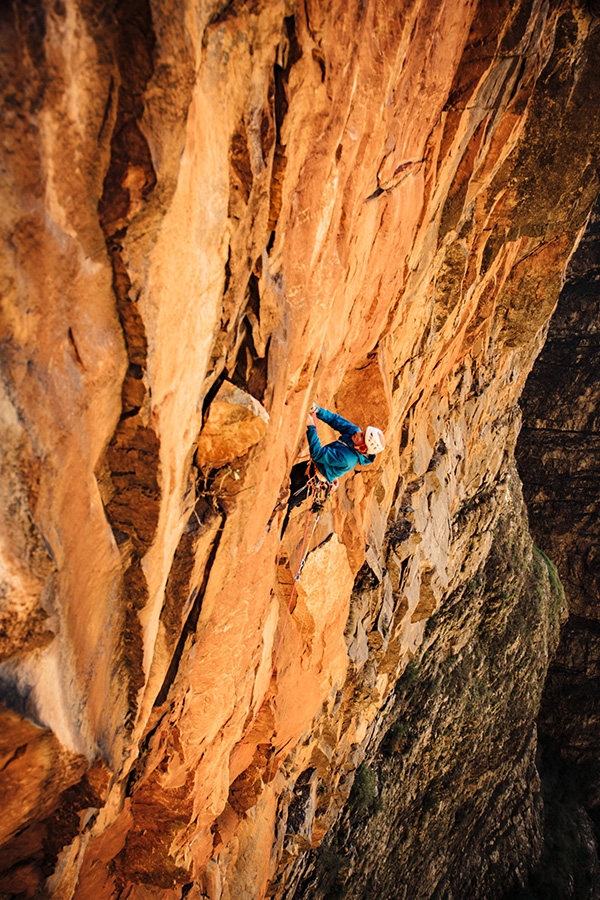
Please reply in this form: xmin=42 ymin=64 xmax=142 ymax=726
xmin=153 ymin=497 xmax=225 ymax=709
xmin=96 ymin=0 xmax=159 ymax=732
xmin=205 ymin=13 xmax=301 ymax=404
xmin=229 ymin=273 xmax=270 ymax=404
xmin=103 ymin=9 xmax=298 ymax=883
xmin=267 ymin=15 xmax=301 ymax=250
xmin=113 ymin=728 xmax=193 ymax=891
xmin=97 ymin=0 xmax=157 ymax=237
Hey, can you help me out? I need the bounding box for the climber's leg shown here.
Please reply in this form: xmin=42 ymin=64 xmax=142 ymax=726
xmin=281 ymin=462 xmax=312 ymax=536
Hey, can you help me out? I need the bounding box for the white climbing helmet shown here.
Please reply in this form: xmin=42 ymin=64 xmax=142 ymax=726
xmin=365 ymin=426 xmax=385 ymax=454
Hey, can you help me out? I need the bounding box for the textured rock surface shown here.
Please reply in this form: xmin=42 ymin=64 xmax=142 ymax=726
xmin=1 ymin=1 xmax=600 ymax=898
xmin=287 ymin=468 xmax=565 ymax=900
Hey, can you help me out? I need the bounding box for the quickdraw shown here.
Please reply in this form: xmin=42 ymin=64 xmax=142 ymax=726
xmin=309 ymin=476 xmax=334 ymax=512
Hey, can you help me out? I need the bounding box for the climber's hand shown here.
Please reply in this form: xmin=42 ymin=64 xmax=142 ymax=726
xmin=307 ymin=411 xmax=318 ymax=427
xmin=310 ymin=403 xmax=318 ymax=413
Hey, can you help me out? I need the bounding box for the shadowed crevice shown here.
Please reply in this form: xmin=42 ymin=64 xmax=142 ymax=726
xmin=95 ymin=0 xmax=161 ymax=734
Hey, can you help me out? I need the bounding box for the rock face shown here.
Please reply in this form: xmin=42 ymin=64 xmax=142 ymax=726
xmin=516 ymin=197 xmax=600 ymax=896
xmin=1 ymin=1 xmax=600 ymax=899
xmin=287 ymin=468 xmax=565 ymax=900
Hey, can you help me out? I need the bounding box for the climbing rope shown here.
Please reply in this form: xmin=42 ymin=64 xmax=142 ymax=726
xmin=294 ymin=510 xmax=320 ymax=581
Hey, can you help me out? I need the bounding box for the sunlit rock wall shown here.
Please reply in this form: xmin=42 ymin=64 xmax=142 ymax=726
xmin=1 ymin=1 xmax=599 ymax=898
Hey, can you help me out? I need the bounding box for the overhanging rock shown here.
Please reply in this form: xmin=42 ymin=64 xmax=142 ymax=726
xmin=196 ymin=381 xmax=270 ymax=468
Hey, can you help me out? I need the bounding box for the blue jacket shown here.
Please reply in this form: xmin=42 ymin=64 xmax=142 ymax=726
xmin=307 ymin=406 xmax=374 ymax=482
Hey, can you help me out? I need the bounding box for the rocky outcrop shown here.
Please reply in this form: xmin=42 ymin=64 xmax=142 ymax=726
xmin=1 ymin=1 xmax=600 ymax=899
xmin=195 ymin=382 xmax=270 ymax=468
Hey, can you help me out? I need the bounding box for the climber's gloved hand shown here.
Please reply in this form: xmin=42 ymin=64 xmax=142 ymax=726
xmin=310 ymin=403 xmax=318 ymax=413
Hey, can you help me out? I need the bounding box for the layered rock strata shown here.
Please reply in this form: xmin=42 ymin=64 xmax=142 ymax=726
xmin=1 ymin=1 xmax=600 ymax=899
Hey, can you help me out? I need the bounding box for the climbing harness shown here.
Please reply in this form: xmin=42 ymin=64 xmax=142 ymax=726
xmin=289 ymin=461 xmax=334 ymax=510
xmin=310 ymin=475 xmax=334 ymax=512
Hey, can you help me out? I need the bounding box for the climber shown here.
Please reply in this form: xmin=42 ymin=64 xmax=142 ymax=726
xmin=281 ymin=404 xmax=385 ymax=535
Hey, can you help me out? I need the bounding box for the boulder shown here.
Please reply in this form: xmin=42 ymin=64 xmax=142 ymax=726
xmin=195 ymin=382 xmax=269 ymax=468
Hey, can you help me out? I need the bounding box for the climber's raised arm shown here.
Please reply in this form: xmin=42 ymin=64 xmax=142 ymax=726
xmin=311 ymin=404 xmax=360 ymax=439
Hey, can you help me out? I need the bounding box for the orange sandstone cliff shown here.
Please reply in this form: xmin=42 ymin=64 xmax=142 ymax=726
xmin=1 ymin=1 xmax=600 ymax=898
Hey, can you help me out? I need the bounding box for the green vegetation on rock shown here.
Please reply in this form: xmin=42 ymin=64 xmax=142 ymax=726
xmin=293 ymin=469 xmax=566 ymax=900
xmin=349 ymin=762 xmax=378 ymax=812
